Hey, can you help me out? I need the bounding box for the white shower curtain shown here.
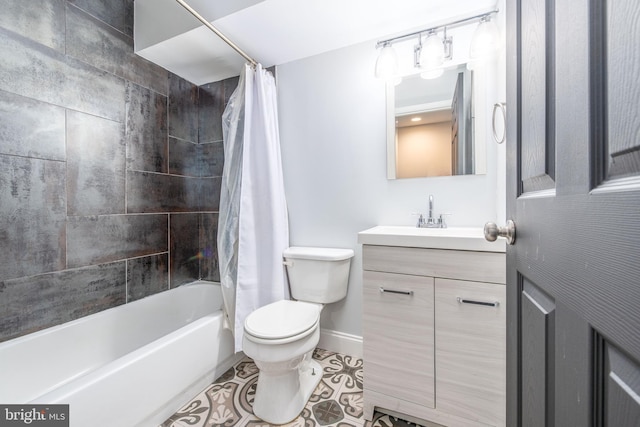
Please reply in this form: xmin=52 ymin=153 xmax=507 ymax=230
xmin=218 ymin=64 xmax=289 ymax=352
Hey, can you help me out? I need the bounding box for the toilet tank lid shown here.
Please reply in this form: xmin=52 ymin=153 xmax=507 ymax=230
xmin=284 ymin=247 xmax=354 ymax=261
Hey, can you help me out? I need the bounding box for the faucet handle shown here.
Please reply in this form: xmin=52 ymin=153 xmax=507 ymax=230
xmin=411 ymin=212 xmax=426 ymax=228
xmin=438 ymin=213 xmax=452 ymax=228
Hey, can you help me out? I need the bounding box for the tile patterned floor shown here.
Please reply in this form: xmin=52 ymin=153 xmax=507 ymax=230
xmin=160 ymin=348 xmax=425 ymax=427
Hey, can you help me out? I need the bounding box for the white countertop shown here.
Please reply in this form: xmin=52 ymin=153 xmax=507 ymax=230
xmin=358 ymin=225 xmax=506 ymax=253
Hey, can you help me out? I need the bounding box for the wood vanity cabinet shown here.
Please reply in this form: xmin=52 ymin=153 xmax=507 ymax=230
xmin=362 ymin=244 xmax=506 ymax=427
xmin=363 ymin=271 xmax=435 ymax=408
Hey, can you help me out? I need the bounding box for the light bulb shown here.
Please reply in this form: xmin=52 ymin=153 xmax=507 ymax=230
xmin=419 ymin=32 xmax=444 ymax=80
xmin=469 ymin=16 xmax=500 ymax=59
xmin=375 ymin=44 xmax=398 ymax=80
xmin=420 ymin=32 xmax=445 ymax=69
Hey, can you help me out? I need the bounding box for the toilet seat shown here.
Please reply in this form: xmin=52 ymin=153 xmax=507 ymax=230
xmin=244 ymin=300 xmax=321 ymax=344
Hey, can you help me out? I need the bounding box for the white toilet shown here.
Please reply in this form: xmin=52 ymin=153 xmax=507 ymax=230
xmin=242 ymin=246 xmax=354 ymax=425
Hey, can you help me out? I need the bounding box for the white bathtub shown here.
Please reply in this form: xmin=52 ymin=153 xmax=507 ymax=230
xmin=0 ymin=281 xmax=242 ymax=427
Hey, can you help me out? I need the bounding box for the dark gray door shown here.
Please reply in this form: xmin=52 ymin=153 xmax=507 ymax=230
xmin=505 ymin=0 xmax=640 ymax=425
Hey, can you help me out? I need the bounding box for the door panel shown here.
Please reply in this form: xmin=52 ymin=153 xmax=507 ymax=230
xmin=520 ymin=0 xmax=555 ymax=193
xmin=603 ymin=341 xmax=640 ymax=426
xmin=591 ymin=0 xmax=640 ymax=183
xmin=554 ymin=302 xmax=590 ymax=426
xmin=521 ymin=278 xmax=555 ymax=427
xmin=605 ymin=0 xmax=640 ymax=179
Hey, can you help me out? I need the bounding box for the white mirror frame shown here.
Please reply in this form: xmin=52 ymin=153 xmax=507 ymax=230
xmin=386 ymin=62 xmax=491 ymax=179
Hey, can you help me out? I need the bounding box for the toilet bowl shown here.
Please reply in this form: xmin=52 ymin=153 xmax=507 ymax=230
xmin=242 ymin=246 xmax=354 ymax=424
xmin=243 ymin=300 xmax=323 ymax=424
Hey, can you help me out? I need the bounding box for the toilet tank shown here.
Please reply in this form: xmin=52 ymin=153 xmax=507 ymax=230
xmin=283 ymin=247 xmax=354 ymax=304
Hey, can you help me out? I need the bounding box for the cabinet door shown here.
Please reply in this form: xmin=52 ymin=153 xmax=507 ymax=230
xmin=363 ymin=271 xmax=434 ymax=407
xmin=435 ymin=278 xmax=506 ymax=426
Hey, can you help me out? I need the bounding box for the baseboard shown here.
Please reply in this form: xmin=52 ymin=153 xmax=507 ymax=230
xmin=318 ymin=328 xmax=363 ymax=358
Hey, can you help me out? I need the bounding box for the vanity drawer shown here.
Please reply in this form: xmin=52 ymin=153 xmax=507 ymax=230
xmin=363 ymin=245 xmax=506 ymax=284
xmin=435 ymin=278 xmax=506 ymax=426
xmin=363 ymin=271 xmax=435 ymax=408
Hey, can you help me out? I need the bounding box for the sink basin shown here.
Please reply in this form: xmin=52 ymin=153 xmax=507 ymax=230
xmin=357 ymin=225 xmax=506 ymax=252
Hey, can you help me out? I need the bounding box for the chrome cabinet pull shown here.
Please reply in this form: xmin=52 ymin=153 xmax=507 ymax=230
xmin=380 ymin=287 xmax=414 ymax=296
xmin=457 ymin=297 xmax=499 ymax=307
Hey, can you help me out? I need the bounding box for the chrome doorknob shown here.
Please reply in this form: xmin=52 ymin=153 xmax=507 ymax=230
xmin=484 ymin=220 xmax=516 ymax=245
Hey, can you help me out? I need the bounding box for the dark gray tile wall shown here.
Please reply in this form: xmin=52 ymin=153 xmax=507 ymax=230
xmin=0 ymin=156 xmax=67 ymax=281
xmin=199 ymin=81 xmax=225 ymax=144
xmin=170 ymin=214 xmax=201 ymax=288
xmin=169 ymin=73 xmax=199 ymax=143
xmin=200 ymin=177 xmax=223 ymax=211
xmin=224 ymin=76 xmax=241 ymax=104
xmin=66 ymin=110 xmax=126 ymax=216
xmin=200 ymin=213 xmax=221 ymax=282
xmin=0 ymin=1 xmax=236 ymax=343
xmin=126 ymin=172 xmax=205 ymax=213
xmin=126 ymin=82 xmax=168 ymax=173
xmin=68 ymin=0 xmax=132 ymax=36
xmin=127 ymin=253 xmax=169 ymax=302
xmin=67 ymin=215 xmax=168 ymax=268
xmin=169 ymin=137 xmax=201 ymax=177
xmin=66 ymin=3 xmax=168 ymax=95
xmin=0 ymin=90 xmax=66 ymax=161
xmin=0 ymin=27 xmax=126 ymax=122
xmin=0 ymin=262 xmax=126 ymax=342
xmin=201 ymin=141 xmax=226 ymax=177
xmin=0 ymin=0 xmax=66 ymax=53
xmin=168 ymin=139 xmax=225 ymax=178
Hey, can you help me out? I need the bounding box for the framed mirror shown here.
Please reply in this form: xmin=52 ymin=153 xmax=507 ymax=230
xmin=386 ymin=63 xmax=487 ymax=179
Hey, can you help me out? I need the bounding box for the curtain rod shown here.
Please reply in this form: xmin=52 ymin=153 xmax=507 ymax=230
xmin=376 ymin=9 xmax=499 ymax=48
xmin=174 ymin=0 xmax=258 ymax=67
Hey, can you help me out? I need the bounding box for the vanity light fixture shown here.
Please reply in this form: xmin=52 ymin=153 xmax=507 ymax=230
xmin=411 ymin=117 xmax=422 ymax=122
xmin=375 ymin=9 xmax=498 ymax=80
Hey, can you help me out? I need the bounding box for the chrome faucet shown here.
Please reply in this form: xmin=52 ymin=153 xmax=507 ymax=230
xmin=426 ymin=195 xmax=437 ymax=227
xmin=416 ymin=195 xmax=447 ymax=228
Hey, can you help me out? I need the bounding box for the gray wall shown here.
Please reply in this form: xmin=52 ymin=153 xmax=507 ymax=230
xmin=0 ymin=0 xmax=235 ymax=343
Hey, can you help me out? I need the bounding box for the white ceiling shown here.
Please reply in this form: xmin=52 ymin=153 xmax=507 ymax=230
xmin=135 ymin=0 xmax=498 ymax=85
xmin=396 ymin=109 xmax=452 ymax=128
